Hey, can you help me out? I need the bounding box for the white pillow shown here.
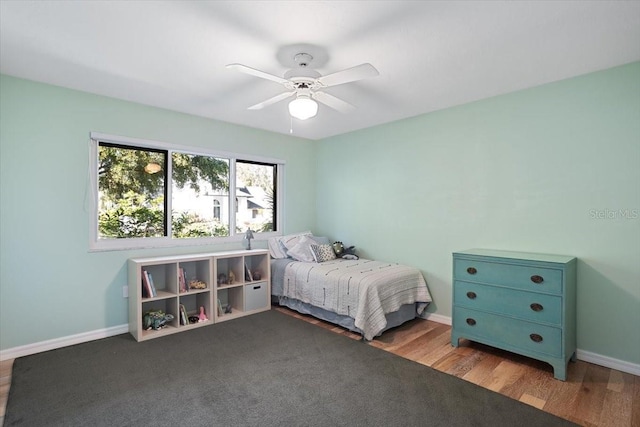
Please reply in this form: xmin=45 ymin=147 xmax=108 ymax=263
xmin=268 ymin=231 xmax=313 ymax=259
xmin=268 ymin=237 xmax=288 ymax=259
xmin=286 ymin=235 xmax=316 ymax=262
xmin=281 ymin=231 xmax=313 ymax=252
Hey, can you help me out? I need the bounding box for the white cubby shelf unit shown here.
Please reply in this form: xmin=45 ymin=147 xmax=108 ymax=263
xmin=128 ymin=249 xmax=270 ymax=342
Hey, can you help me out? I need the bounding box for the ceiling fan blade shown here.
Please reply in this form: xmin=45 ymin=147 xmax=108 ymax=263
xmin=248 ymin=91 xmax=296 ymax=110
xmin=313 ymin=91 xmax=355 ymax=113
xmin=226 ymin=63 xmax=289 ymax=85
xmin=317 ymin=63 xmax=379 ymax=87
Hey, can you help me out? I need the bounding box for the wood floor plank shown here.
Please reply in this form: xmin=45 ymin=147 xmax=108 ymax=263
xmin=598 ymin=388 xmax=633 ymax=427
xmin=630 ymin=376 xmax=640 ymax=427
xmin=446 ymin=347 xmax=488 ymax=379
xmin=462 ymin=352 xmax=503 ymax=385
xmin=415 ymin=337 xmax=459 ymax=367
xmin=543 ymin=360 xmax=589 ymax=422
xmin=0 ymin=358 xmax=14 ymax=424
xmin=607 ymin=369 xmax=626 ymax=392
xmin=572 ymin=363 xmax=611 ymax=425
xmin=369 ymin=318 xmax=436 ymax=351
xmin=520 ymin=393 xmax=546 ymax=410
xmin=501 ymin=363 xmax=556 ymax=401
xmin=430 ymin=346 xmax=474 ymax=372
xmin=479 ymin=359 xmax=528 ymax=394
xmin=392 ymin=324 xmax=450 ymax=361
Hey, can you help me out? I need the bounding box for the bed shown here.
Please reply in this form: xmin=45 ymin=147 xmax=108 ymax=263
xmin=269 ymin=232 xmax=432 ymax=340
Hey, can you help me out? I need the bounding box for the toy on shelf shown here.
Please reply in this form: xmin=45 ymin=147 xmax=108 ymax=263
xmin=143 ymin=310 xmax=174 ymax=330
xmin=198 ymin=306 xmax=208 ymax=322
xmin=189 ymin=279 xmax=207 ymax=289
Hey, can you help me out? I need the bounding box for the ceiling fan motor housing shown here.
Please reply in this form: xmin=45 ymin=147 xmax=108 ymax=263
xmin=294 ymin=53 xmax=313 ymax=67
xmin=284 ymin=68 xmax=321 ymax=82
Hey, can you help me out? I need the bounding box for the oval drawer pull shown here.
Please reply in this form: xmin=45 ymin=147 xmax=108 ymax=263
xmin=530 ymin=333 xmax=543 ymax=343
xmin=467 ymin=267 xmax=477 ymax=275
xmin=530 ymin=275 xmax=544 ymax=284
xmin=466 ymin=291 xmax=477 ymax=299
xmin=530 ymin=303 xmax=543 ymax=312
xmin=466 ymin=318 xmax=476 ymax=326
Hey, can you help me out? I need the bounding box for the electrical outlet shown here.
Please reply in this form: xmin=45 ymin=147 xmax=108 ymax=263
xmin=122 ymin=285 xmax=128 ymax=298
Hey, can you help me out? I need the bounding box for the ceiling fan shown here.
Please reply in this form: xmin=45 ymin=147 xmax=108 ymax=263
xmin=226 ymin=53 xmax=379 ymax=120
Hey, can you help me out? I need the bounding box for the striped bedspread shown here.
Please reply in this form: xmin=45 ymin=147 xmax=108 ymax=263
xmin=281 ymin=258 xmax=432 ymax=340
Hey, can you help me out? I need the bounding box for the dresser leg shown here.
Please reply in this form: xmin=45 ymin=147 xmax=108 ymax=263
xmin=450 ymin=334 xmax=460 ymax=348
xmin=570 ymin=351 xmax=577 ymax=362
xmin=551 ymin=360 xmax=567 ymax=381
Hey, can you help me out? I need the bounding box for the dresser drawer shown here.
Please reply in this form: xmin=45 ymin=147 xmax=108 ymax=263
xmin=454 ymin=259 xmax=563 ymax=295
xmin=454 ymin=281 xmax=562 ymax=325
xmin=454 ymin=307 xmax=562 ymax=358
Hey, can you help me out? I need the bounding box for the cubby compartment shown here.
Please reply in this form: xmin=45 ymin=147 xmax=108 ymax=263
xmin=216 ymin=286 xmax=244 ymax=321
xmin=178 ymin=259 xmax=210 ymax=293
xmin=141 ymin=262 xmax=177 ymax=298
xmin=179 ymin=291 xmax=212 ymax=327
xmin=140 ymin=297 xmax=179 ymax=340
xmin=216 ymin=256 xmax=245 ymax=286
xmin=244 ymin=253 xmax=268 ymax=283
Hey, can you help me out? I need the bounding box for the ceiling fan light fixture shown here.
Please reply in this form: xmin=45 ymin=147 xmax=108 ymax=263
xmin=288 ymin=96 xmax=318 ymax=120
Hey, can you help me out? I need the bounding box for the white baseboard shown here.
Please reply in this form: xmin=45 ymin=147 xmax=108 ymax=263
xmin=2 ymin=319 xmax=639 ymax=377
xmin=0 ymin=324 xmax=128 ymax=361
xmin=422 ymin=312 xmax=452 ymax=325
xmin=576 ymin=349 xmax=640 ymax=376
xmin=418 ymin=313 xmax=640 ymax=376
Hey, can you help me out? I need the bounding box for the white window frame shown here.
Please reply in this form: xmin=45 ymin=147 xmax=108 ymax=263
xmin=89 ymin=132 xmax=284 ymax=252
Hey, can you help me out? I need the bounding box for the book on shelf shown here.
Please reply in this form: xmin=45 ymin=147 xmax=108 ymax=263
xmin=146 ymin=271 xmax=157 ymax=297
xmin=244 ymin=262 xmax=253 ymax=282
xmin=179 ymin=304 xmax=188 ymax=326
xmin=217 ymin=298 xmax=224 ymax=317
xmin=142 ymin=270 xmax=154 ymax=298
xmin=179 ymin=267 xmax=187 ymax=293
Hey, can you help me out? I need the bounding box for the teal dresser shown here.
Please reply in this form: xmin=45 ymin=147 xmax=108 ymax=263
xmin=451 ymin=249 xmax=576 ymax=380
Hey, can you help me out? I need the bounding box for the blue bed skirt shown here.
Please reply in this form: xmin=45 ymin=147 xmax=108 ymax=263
xmin=272 ymin=295 xmax=420 ymax=339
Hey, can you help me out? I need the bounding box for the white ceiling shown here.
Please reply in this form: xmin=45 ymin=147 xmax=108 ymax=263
xmin=1 ymin=1 xmax=639 ymax=141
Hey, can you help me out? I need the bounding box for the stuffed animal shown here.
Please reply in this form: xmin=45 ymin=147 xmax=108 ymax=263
xmin=189 ymin=279 xmax=207 ymax=289
xmin=143 ymin=310 xmax=174 ymax=330
xmin=332 ymin=241 xmax=345 ymax=256
xmin=332 ymin=241 xmax=358 ymax=259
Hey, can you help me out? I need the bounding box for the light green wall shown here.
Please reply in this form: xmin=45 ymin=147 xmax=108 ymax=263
xmin=316 ymin=62 xmax=640 ymax=364
xmin=0 ymin=74 xmax=316 ymax=350
xmin=2 ymin=63 xmax=639 ymax=365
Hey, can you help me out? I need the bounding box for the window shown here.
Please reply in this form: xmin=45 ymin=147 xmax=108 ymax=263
xmin=235 ymin=161 xmax=276 ymax=233
xmin=170 ymin=152 xmax=230 ymax=238
xmin=213 ymin=200 xmax=221 ymax=221
xmin=97 ymin=143 xmax=168 ymax=239
xmin=90 ymin=133 xmax=283 ymax=251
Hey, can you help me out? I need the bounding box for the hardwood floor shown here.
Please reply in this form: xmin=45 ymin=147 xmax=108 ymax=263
xmin=0 ymin=308 xmax=638 ymax=426
xmin=0 ymin=357 xmax=12 ymax=425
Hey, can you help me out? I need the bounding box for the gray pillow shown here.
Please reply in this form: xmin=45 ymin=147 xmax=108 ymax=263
xmin=311 ymin=236 xmax=330 ymax=245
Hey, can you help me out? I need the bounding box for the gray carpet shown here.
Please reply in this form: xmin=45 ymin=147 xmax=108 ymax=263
xmin=4 ymin=310 xmax=577 ymax=427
